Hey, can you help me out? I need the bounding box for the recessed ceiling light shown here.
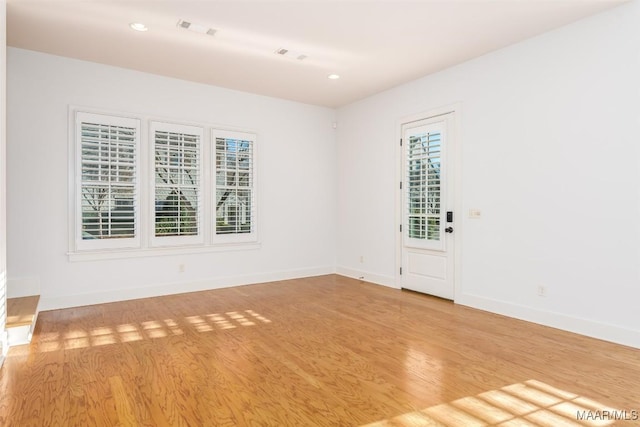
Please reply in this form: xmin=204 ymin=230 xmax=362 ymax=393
xmin=129 ymin=22 xmax=148 ymax=32
xmin=328 ymin=74 xmax=340 ymax=80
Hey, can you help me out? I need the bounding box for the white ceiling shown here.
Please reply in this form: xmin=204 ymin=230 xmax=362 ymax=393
xmin=7 ymin=0 xmax=626 ymax=108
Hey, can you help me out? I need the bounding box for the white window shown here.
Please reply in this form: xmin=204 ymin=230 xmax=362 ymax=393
xmin=74 ymin=112 xmax=141 ymax=251
xmin=213 ymin=130 xmax=257 ymax=243
xmin=70 ymin=110 xmax=259 ymax=259
xmin=150 ymin=122 xmax=204 ymax=246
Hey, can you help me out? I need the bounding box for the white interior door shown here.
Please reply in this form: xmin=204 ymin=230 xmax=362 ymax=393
xmin=401 ymin=113 xmax=455 ymax=299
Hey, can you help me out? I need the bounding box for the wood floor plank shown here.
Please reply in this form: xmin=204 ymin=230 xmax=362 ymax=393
xmin=1 ymin=274 xmax=639 ymax=426
xmin=109 ymin=375 xmax=139 ymax=426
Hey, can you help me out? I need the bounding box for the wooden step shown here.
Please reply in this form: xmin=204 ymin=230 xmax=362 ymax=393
xmin=7 ymin=295 xmax=40 ymax=346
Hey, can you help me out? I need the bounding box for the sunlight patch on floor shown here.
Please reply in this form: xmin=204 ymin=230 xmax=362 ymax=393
xmin=30 ymin=309 xmax=272 ymax=351
xmin=363 ymin=379 xmax=621 ymax=427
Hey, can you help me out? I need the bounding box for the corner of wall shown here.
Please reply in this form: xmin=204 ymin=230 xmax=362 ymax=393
xmin=335 ymin=266 xmax=398 ymax=289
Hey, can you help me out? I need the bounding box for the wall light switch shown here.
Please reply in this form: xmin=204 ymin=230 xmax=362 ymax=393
xmin=468 ymin=209 xmax=482 ymax=218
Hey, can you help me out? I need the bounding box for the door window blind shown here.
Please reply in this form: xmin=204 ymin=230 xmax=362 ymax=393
xmin=407 ymin=130 xmax=441 ymax=242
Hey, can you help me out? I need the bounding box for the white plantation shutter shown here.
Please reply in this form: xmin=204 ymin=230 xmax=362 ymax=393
xmin=214 ymin=130 xmax=257 ymax=243
xmin=151 ymin=122 xmax=203 ymax=246
xmin=405 ymin=122 xmax=444 ymax=250
xmin=76 ymin=113 xmax=140 ymax=251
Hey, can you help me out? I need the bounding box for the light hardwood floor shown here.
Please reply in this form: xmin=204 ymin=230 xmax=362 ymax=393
xmin=0 ymin=275 xmax=638 ymax=426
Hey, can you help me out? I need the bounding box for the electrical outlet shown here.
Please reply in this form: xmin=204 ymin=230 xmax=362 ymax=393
xmin=537 ymin=285 xmax=546 ymax=297
xmin=179 ymin=264 xmax=185 ymax=273
xmin=359 ymin=255 xmax=364 ymax=263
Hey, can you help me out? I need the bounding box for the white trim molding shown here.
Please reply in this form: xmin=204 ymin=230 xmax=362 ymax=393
xmin=39 ymin=266 xmax=335 ymax=311
xmin=336 ymin=267 xmax=397 ymax=289
xmin=458 ymin=292 xmax=640 ymax=349
xmin=395 ymin=103 xmax=463 ymax=300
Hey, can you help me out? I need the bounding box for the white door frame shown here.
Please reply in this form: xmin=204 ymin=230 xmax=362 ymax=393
xmin=395 ymin=103 xmax=463 ymax=301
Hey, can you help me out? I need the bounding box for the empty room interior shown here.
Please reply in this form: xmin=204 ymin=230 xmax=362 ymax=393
xmin=1 ymin=0 xmax=639 ymax=426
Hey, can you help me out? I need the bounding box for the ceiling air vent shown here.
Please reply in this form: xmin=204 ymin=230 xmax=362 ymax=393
xmin=177 ymin=19 xmax=217 ymax=36
xmin=275 ymin=48 xmax=307 ymax=61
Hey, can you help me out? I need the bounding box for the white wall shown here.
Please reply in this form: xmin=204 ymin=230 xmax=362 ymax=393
xmin=336 ymin=1 xmax=640 ymax=347
xmin=7 ymin=48 xmax=337 ymax=310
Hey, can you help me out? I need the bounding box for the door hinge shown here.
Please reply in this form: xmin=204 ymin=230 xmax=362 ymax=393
xmin=400 ymin=267 xmax=403 ymax=275
xmin=399 ymin=181 xmax=402 ymax=189
xmin=400 ymin=138 xmax=403 ymax=146
xmin=399 ymin=224 xmax=402 ymax=232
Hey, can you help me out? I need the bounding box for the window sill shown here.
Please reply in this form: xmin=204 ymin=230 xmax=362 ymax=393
xmin=68 ymin=242 xmax=261 ymax=262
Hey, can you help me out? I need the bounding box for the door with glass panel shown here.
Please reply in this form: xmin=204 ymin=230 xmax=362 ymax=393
xmin=401 ymin=114 xmax=454 ymax=299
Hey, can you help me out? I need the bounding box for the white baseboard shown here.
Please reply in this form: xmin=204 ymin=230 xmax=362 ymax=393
xmin=335 ymin=266 xmax=398 ymax=289
xmin=7 ymin=276 xmax=41 ymax=298
xmin=457 ymin=292 xmax=640 ymax=349
xmin=39 ymin=266 xmax=335 ymax=311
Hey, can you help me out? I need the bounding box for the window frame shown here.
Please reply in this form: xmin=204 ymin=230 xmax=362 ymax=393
xmin=72 ymin=111 xmax=142 ymax=252
xmin=403 ymin=119 xmax=446 ymax=252
xmin=212 ymin=129 xmax=258 ymax=244
xmin=149 ymin=121 xmax=205 ymax=248
xmin=68 ymin=107 xmax=260 ymax=260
